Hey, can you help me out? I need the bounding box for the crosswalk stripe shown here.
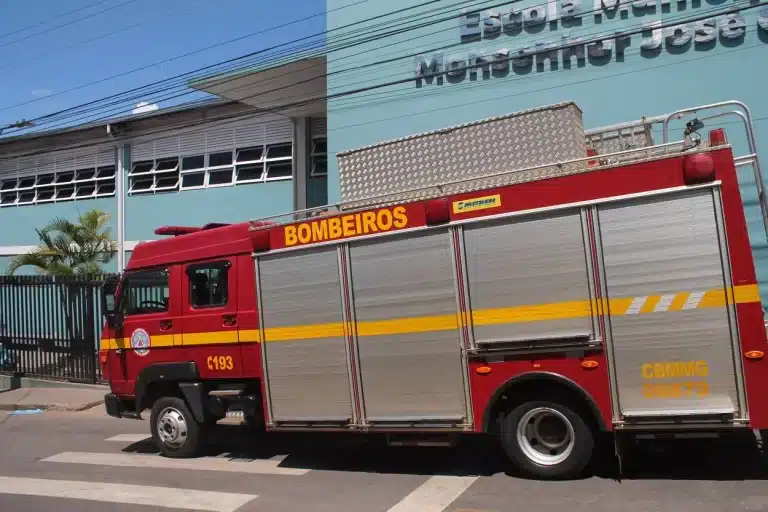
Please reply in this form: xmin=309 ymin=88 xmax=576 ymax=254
xmin=0 ymin=476 xmax=257 ymax=512
xmin=385 ymin=475 xmax=478 ymax=512
xmin=105 ymin=434 xmax=149 ymax=443
xmin=42 ymin=451 xmax=310 ymax=476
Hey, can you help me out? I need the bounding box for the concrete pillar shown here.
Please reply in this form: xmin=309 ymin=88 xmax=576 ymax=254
xmin=292 ymin=117 xmax=311 ymax=213
xmin=116 ymin=144 xmax=129 ymax=272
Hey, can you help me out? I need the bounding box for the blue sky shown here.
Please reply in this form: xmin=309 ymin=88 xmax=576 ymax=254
xmin=0 ymin=0 xmax=325 ymax=134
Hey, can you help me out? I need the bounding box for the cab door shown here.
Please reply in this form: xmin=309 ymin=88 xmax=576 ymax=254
xmin=180 ymin=258 xmax=242 ymax=378
xmin=108 ymin=266 xmax=182 ymax=395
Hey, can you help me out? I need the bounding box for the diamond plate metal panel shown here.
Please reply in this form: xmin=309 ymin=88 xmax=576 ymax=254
xmin=337 ymin=102 xmax=588 ymax=209
xmin=586 ymin=125 xmax=655 ymax=154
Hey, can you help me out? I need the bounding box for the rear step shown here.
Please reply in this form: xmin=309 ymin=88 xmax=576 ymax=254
xmin=208 ymin=389 xmax=244 ymax=397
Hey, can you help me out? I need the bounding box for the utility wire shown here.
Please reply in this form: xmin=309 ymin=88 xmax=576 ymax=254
xmin=1 ymin=3 xmax=764 ymax=162
xmin=22 ymin=0 xmax=762 ymax=134
xmin=11 ymin=0 xmax=478 ymax=128
xmin=32 ymin=0 xmax=762 ymax=131
xmin=0 ymin=0 xmax=113 ymax=39
xmin=0 ymin=0 xmax=210 ymax=72
xmin=0 ymin=0 xmax=438 ymax=114
xmin=3 ymin=0 xmax=583 ymax=130
xmin=0 ymin=0 xmax=142 ymax=50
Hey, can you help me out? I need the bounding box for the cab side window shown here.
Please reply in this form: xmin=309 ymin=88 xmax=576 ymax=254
xmin=121 ymin=268 xmax=170 ymax=315
xmin=187 ymin=261 xmax=230 ymax=309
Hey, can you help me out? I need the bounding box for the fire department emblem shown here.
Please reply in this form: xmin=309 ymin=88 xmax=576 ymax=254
xmin=130 ymin=328 xmax=151 ymax=357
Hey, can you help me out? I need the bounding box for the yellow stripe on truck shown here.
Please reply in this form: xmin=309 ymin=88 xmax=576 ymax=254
xmin=99 ymin=284 xmax=761 ymax=350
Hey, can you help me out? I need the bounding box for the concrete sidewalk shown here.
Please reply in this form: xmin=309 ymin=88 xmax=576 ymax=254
xmin=0 ymin=386 xmax=106 ymax=412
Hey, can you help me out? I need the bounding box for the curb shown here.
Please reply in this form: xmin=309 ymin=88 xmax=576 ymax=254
xmin=0 ymin=400 xmax=104 ymax=412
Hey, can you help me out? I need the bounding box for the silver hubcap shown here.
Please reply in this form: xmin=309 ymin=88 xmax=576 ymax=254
xmin=157 ymin=407 xmax=188 ymax=448
xmin=516 ymin=407 xmax=575 ymax=466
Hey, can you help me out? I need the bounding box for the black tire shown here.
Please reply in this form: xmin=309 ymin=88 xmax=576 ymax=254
xmin=149 ymin=396 xmax=204 ymax=458
xmin=499 ymin=399 xmax=595 ymax=480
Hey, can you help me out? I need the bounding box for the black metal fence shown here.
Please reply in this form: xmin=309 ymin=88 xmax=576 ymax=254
xmin=0 ymin=274 xmax=117 ymax=384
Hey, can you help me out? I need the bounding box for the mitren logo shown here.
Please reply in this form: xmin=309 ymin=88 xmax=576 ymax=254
xmin=414 ymin=0 xmax=768 ymax=83
xmin=284 ymin=206 xmax=409 ymax=246
xmin=452 ymin=194 xmax=502 ymax=213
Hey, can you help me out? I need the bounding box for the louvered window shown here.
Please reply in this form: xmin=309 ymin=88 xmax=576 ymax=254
xmin=128 ymin=117 xmax=294 ymax=195
xmin=310 ymin=137 xmax=327 ymax=178
xmin=309 ymin=118 xmax=327 ymax=178
xmin=0 ymin=146 xmax=116 ymax=208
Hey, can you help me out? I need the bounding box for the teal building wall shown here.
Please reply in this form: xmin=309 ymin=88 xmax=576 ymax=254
xmin=326 ymin=0 xmax=768 ymax=306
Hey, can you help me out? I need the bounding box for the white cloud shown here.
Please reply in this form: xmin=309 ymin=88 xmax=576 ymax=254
xmin=31 ymin=88 xmax=53 ymax=98
xmin=132 ymin=101 xmax=159 ymax=114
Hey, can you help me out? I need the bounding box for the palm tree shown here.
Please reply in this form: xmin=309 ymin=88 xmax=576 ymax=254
xmin=7 ymin=208 xmax=117 ymax=276
xmin=5 ymin=209 xmax=117 ymax=377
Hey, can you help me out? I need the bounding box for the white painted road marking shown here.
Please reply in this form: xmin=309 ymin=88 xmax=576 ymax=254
xmin=0 ymin=476 xmax=257 ymax=512
xmin=105 ymin=433 xmax=149 ymax=443
xmin=385 ymin=475 xmax=479 ymax=512
xmin=42 ymin=451 xmax=310 ymax=476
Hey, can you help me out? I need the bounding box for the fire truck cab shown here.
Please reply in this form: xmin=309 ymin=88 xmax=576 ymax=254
xmin=100 ymin=101 xmax=768 ymax=480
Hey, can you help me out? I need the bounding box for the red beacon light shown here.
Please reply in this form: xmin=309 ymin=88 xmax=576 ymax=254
xmin=154 ymin=223 xmax=232 ymax=236
xmin=154 ymin=226 xmax=202 ymax=236
xmin=708 ymin=128 xmax=728 ymax=147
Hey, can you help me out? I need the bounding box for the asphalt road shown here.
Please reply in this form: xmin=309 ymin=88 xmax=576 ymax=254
xmin=0 ymin=405 xmax=767 ymax=512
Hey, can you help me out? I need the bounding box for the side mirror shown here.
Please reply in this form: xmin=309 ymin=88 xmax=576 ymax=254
xmin=101 ymin=275 xmax=123 ymax=329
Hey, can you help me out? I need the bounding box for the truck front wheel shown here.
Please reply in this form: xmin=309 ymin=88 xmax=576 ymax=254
xmin=150 ymin=396 xmax=204 ymax=458
xmin=499 ymin=400 xmax=594 ymax=480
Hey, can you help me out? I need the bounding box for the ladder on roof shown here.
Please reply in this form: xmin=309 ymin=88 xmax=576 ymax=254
xmin=249 ymin=101 xmax=767 ymax=243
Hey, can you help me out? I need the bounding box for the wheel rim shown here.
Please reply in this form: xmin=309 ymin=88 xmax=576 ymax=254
xmin=157 ymin=407 xmax=188 ymax=448
xmin=516 ymin=407 xmax=575 ymax=466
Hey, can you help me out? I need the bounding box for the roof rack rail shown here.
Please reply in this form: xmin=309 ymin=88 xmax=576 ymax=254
xmin=246 ymin=100 xmax=766 ymax=241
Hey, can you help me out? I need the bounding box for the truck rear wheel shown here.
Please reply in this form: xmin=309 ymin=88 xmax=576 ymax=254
xmin=500 ymin=399 xmax=594 ymax=480
xmin=150 ymin=396 xmax=204 ymax=458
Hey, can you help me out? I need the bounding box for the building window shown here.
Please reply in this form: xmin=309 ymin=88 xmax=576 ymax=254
xmin=187 ymin=261 xmax=229 ymax=308
xmin=127 ymin=157 xmax=180 ymax=194
xmin=121 ymin=268 xmax=170 ymax=316
xmin=0 ymin=164 xmax=116 ymax=208
xmin=310 ymin=137 xmax=327 ymax=178
xmin=130 ymin=141 xmax=294 ymax=195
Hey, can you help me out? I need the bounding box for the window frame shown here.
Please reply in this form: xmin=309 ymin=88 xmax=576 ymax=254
xmin=310 ymin=137 xmax=328 ymax=178
xmin=0 ymin=156 xmax=117 ymax=208
xmin=185 ymin=260 xmax=231 ymax=310
xmin=119 ymin=267 xmax=171 ymax=317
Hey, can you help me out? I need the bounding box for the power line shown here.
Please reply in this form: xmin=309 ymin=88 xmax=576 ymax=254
xmin=1 ymin=3 xmax=764 ymax=163
xmin=23 ymin=0 xmax=762 ymax=135
xmin=0 ymin=0 xmax=113 ymax=39
xmin=0 ymin=0 xmax=399 ymax=114
xmin=0 ymin=0 xmax=210 ymax=72
xmin=0 ymin=0 xmax=142 ymax=50
xmin=38 ymin=0 xmax=763 ymax=132
xmin=13 ymin=0 xmax=473 ymax=128
xmin=1 ymin=0 xmax=554 ymax=131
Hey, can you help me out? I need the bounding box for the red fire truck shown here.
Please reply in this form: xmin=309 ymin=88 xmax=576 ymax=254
xmin=99 ymin=101 xmax=768 ymax=480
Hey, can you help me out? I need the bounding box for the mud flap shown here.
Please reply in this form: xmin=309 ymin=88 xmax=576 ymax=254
xmin=178 ymin=382 xmax=206 ymax=424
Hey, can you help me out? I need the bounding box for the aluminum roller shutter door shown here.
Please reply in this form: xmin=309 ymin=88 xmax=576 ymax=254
xmin=258 ymin=246 xmax=354 ymax=423
xmin=348 ymin=229 xmax=467 ymax=422
xmin=462 ymin=210 xmax=595 ymax=345
xmin=597 ymin=188 xmax=741 ymax=418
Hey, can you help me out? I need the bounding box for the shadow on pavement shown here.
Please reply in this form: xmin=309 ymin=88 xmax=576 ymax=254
xmin=120 ymin=425 xmax=768 ymax=481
